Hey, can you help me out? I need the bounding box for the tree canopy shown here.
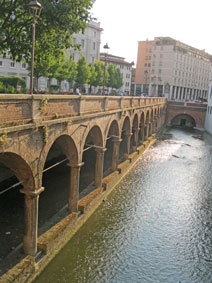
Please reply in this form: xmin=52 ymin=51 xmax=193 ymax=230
xmin=0 ymin=0 xmax=95 ymax=61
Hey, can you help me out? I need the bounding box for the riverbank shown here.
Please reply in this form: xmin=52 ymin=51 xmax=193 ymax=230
xmin=0 ymin=133 xmax=159 ymax=283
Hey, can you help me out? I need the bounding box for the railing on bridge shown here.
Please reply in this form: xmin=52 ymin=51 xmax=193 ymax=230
xmin=167 ymin=100 xmax=207 ymax=109
xmin=0 ymin=94 xmax=165 ymax=127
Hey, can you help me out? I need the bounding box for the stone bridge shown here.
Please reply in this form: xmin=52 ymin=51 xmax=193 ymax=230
xmin=0 ymin=94 xmax=166 ymax=266
xmin=166 ymin=101 xmax=207 ymax=128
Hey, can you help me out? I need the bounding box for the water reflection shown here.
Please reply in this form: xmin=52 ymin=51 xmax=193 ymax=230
xmin=35 ymin=128 xmax=212 ymax=283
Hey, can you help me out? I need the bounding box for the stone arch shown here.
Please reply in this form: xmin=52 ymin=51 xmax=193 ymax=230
xmin=150 ymin=108 xmax=154 ymax=122
xmin=138 ymin=111 xmax=145 ymax=143
xmin=81 ymin=124 xmax=104 ymax=155
xmin=80 ymin=125 xmax=104 ymax=194
xmin=39 ymin=134 xmax=78 ymax=179
xmin=119 ymin=116 xmax=131 ymax=161
xmin=0 ymin=152 xmax=34 ymax=261
xmin=0 ymin=152 xmax=35 ymax=190
xmin=130 ymin=113 xmax=139 ymax=152
xmin=145 ymin=109 xmax=150 ymax=123
xmin=105 ymin=119 xmax=120 ymax=144
xmin=171 ymin=113 xmax=196 ymax=127
xmin=38 ymin=134 xmax=78 ymax=233
xmin=104 ymin=119 xmax=120 ymax=174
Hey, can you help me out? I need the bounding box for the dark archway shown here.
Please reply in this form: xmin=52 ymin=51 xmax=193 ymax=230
xmin=154 ymin=108 xmax=158 ymax=132
xmin=0 ymin=153 xmax=34 ymax=271
xmin=39 ymin=135 xmax=78 ymax=233
xmin=171 ymin=114 xmax=196 ymax=127
xmin=138 ymin=112 xmax=145 ymax=143
xmin=119 ymin=116 xmax=130 ymax=162
xmin=104 ymin=120 xmax=119 ymax=176
xmin=145 ymin=110 xmax=150 ymax=139
xmin=130 ymin=114 xmax=139 ymax=153
xmin=80 ymin=126 xmax=103 ymax=196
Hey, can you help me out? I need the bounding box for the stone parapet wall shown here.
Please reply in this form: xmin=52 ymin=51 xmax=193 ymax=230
xmin=0 ymin=94 xmax=166 ymax=128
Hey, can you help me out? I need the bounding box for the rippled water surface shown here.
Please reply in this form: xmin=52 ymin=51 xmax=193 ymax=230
xmin=35 ymin=129 xmax=212 ymax=283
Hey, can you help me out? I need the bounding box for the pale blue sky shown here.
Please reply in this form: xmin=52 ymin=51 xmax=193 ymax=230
xmin=91 ymin=0 xmax=212 ymax=63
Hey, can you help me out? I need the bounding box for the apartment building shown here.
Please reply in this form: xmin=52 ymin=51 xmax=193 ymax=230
xmin=135 ymin=37 xmax=212 ymax=99
xmin=205 ymin=69 xmax=212 ymax=134
xmin=100 ymin=53 xmax=133 ymax=95
xmin=66 ymin=21 xmax=103 ymax=64
xmin=0 ymin=21 xmax=102 ymax=91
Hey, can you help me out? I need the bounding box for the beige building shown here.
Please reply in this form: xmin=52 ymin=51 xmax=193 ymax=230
xmin=135 ymin=37 xmax=212 ymax=100
xmin=100 ymin=53 xmax=133 ymax=95
xmin=0 ymin=21 xmax=102 ymax=91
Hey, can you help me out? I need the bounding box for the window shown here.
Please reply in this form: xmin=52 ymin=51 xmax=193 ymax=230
xmin=10 ymin=62 xmax=15 ymax=68
xmin=0 ymin=61 xmax=3 ymax=67
xmin=94 ymin=31 xmax=96 ymax=37
xmin=21 ymin=63 xmax=26 ymax=69
xmin=93 ymin=42 xmax=96 ymax=50
xmin=81 ymin=39 xmax=85 ymax=48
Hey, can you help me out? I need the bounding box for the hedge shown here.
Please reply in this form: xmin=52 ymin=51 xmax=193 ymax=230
xmin=0 ymin=76 xmax=26 ymax=89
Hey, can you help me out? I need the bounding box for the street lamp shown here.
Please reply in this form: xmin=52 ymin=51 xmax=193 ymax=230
xmin=102 ymin=43 xmax=110 ymax=95
xmin=29 ymin=0 xmax=42 ymax=95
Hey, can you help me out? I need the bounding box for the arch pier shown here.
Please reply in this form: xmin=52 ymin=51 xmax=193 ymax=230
xmin=0 ymin=95 xmax=165 ymax=280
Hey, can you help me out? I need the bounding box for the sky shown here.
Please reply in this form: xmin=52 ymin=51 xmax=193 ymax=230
xmin=91 ymin=0 xmax=212 ymax=63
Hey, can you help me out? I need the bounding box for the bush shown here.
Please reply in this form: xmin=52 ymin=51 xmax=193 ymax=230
xmin=5 ymin=86 xmax=16 ymax=94
xmin=51 ymin=85 xmax=59 ymax=92
xmin=0 ymin=82 xmax=5 ymax=93
xmin=0 ymin=76 xmax=26 ymax=89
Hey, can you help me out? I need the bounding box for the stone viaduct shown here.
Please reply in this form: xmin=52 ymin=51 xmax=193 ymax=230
xmin=0 ymin=94 xmax=166 ymax=266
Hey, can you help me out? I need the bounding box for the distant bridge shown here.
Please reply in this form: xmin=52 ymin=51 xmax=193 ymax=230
xmin=166 ymin=101 xmax=207 ymax=128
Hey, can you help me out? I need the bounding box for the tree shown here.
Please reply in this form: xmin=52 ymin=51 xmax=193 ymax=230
xmin=54 ymin=52 xmax=70 ymax=92
xmin=89 ymin=60 xmax=105 ymax=88
xmin=106 ymin=64 xmax=123 ymax=91
xmin=107 ymin=64 xmax=116 ymax=89
xmin=66 ymin=55 xmax=78 ymax=88
xmin=88 ymin=64 xmax=97 ymax=93
xmin=75 ymin=56 xmax=91 ymax=91
xmin=0 ymin=0 xmax=95 ymax=61
xmin=27 ymin=44 xmax=51 ymax=91
xmin=45 ymin=49 xmax=65 ymax=93
xmin=114 ymin=68 xmax=123 ymax=89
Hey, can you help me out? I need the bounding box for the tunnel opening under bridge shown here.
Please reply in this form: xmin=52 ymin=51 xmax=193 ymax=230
xmin=171 ymin=114 xmax=196 ymax=128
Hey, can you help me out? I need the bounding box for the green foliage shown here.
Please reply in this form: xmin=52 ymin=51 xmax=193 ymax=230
xmin=106 ymin=64 xmax=116 ymax=88
xmin=0 ymin=76 xmax=26 ymax=88
xmin=66 ymin=55 xmax=78 ymax=86
xmin=75 ymin=56 xmax=91 ymax=88
xmin=106 ymin=64 xmax=123 ymax=90
xmin=0 ymin=77 xmax=26 ymax=93
xmin=0 ymin=0 xmax=95 ymax=61
xmin=89 ymin=60 xmax=104 ymax=87
xmin=114 ymin=68 xmax=123 ymax=89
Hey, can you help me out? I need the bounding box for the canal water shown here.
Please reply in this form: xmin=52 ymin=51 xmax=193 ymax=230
xmin=34 ymin=128 xmax=212 ymax=283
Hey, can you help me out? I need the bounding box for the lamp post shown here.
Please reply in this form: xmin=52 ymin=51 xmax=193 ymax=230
xmin=102 ymin=43 xmax=110 ymax=95
xmin=29 ymin=0 xmax=42 ymax=95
